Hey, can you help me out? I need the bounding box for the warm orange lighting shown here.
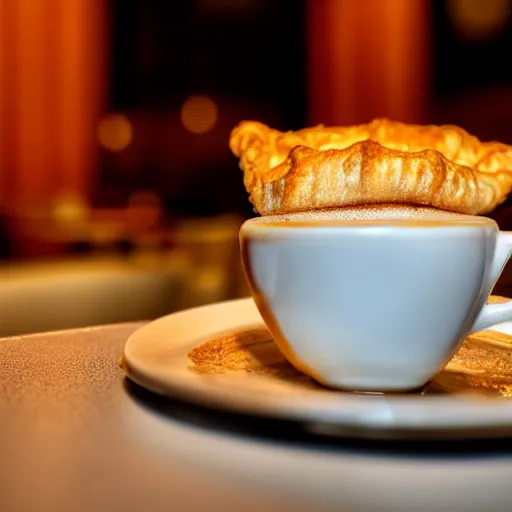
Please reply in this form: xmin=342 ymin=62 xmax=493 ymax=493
xmin=51 ymin=192 xmax=89 ymax=225
xmin=126 ymin=190 xmax=162 ymax=230
xmin=0 ymin=0 xmax=106 ymax=205
xmin=180 ymin=95 xmax=218 ymax=134
xmin=97 ymin=113 xmax=133 ymax=152
xmin=447 ymin=0 xmax=511 ymax=40
xmin=307 ymin=0 xmax=430 ymax=126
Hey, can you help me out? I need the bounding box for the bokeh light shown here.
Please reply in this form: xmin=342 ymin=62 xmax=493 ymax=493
xmin=180 ymin=95 xmax=218 ymax=134
xmin=97 ymin=113 xmax=133 ymax=152
xmin=447 ymin=0 xmax=511 ymax=41
xmin=51 ymin=192 xmax=89 ymax=225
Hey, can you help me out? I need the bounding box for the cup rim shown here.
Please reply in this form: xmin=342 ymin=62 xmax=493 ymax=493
xmin=240 ymin=212 xmax=498 ymax=236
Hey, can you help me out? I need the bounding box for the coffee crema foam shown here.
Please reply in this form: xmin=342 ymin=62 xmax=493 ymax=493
xmin=251 ymin=205 xmax=494 ymax=227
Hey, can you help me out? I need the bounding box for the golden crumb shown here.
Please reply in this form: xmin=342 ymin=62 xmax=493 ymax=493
xmin=187 ymin=327 xmax=318 ymax=385
xmin=187 ymin=320 xmax=512 ymax=397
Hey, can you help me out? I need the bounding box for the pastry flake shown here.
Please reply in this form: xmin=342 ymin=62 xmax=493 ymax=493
xmin=229 ymin=119 xmax=512 ymax=216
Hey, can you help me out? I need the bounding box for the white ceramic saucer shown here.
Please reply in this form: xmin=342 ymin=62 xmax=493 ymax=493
xmin=122 ymin=298 xmax=512 ymax=439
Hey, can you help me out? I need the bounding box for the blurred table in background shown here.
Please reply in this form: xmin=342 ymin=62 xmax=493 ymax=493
xmin=0 ymin=255 xmax=181 ymax=338
xmin=0 ymin=206 xmax=249 ymax=337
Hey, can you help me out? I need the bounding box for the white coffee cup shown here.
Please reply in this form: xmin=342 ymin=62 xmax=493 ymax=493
xmin=239 ymin=207 xmax=512 ymax=392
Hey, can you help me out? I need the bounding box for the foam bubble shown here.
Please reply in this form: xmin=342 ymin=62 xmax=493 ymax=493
xmin=257 ymin=205 xmax=477 ymax=223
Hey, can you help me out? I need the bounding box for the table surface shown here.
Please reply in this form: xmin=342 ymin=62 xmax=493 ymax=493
xmin=2 ymin=324 xmax=512 ymax=512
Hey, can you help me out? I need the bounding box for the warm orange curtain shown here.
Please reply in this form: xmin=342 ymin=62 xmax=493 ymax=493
xmin=0 ymin=0 xmax=107 ymax=209
xmin=307 ymin=0 xmax=430 ymax=127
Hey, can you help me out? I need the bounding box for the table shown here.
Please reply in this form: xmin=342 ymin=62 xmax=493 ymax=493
xmin=1 ymin=324 xmax=512 ymax=512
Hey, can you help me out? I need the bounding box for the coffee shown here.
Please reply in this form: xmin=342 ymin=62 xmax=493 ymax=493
xmin=252 ymin=205 xmax=490 ymax=228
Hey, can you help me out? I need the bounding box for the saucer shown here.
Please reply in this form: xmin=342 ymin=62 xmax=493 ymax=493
xmin=122 ymin=297 xmax=512 ymax=439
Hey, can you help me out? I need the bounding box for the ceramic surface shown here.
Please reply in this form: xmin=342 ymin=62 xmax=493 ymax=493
xmin=240 ymin=214 xmax=512 ymax=391
xmin=123 ymin=298 xmax=512 ymax=440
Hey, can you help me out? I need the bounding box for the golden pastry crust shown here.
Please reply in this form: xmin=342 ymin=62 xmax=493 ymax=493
xmin=229 ymin=119 xmax=512 ymax=215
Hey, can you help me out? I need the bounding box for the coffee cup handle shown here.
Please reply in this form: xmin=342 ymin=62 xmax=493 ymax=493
xmin=471 ymin=231 xmax=512 ymax=333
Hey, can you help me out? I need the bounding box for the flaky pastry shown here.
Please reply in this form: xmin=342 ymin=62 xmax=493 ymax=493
xmin=229 ymin=119 xmax=512 ymax=215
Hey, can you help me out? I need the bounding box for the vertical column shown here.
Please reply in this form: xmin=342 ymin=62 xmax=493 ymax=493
xmin=15 ymin=0 xmax=55 ymax=202
xmin=306 ymin=0 xmax=430 ymax=127
xmin=0 ymin=0 xmax=20 ymax=203
xmin=0 ymin=0 xmax=107 ymax=209
xmin=58 ymin=0 xmax=107 ymax=199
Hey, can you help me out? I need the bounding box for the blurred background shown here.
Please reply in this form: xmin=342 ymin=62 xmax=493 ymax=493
xmin=2 ymin=0 xmax=512 ymax=336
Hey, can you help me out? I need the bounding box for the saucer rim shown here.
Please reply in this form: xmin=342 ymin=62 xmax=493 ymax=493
xmin=123 ymin=297 xmax=512 ymax=439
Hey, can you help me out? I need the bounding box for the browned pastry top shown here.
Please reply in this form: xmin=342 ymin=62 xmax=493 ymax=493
xmin=229 ymin=118 xmax=512 ymax=216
